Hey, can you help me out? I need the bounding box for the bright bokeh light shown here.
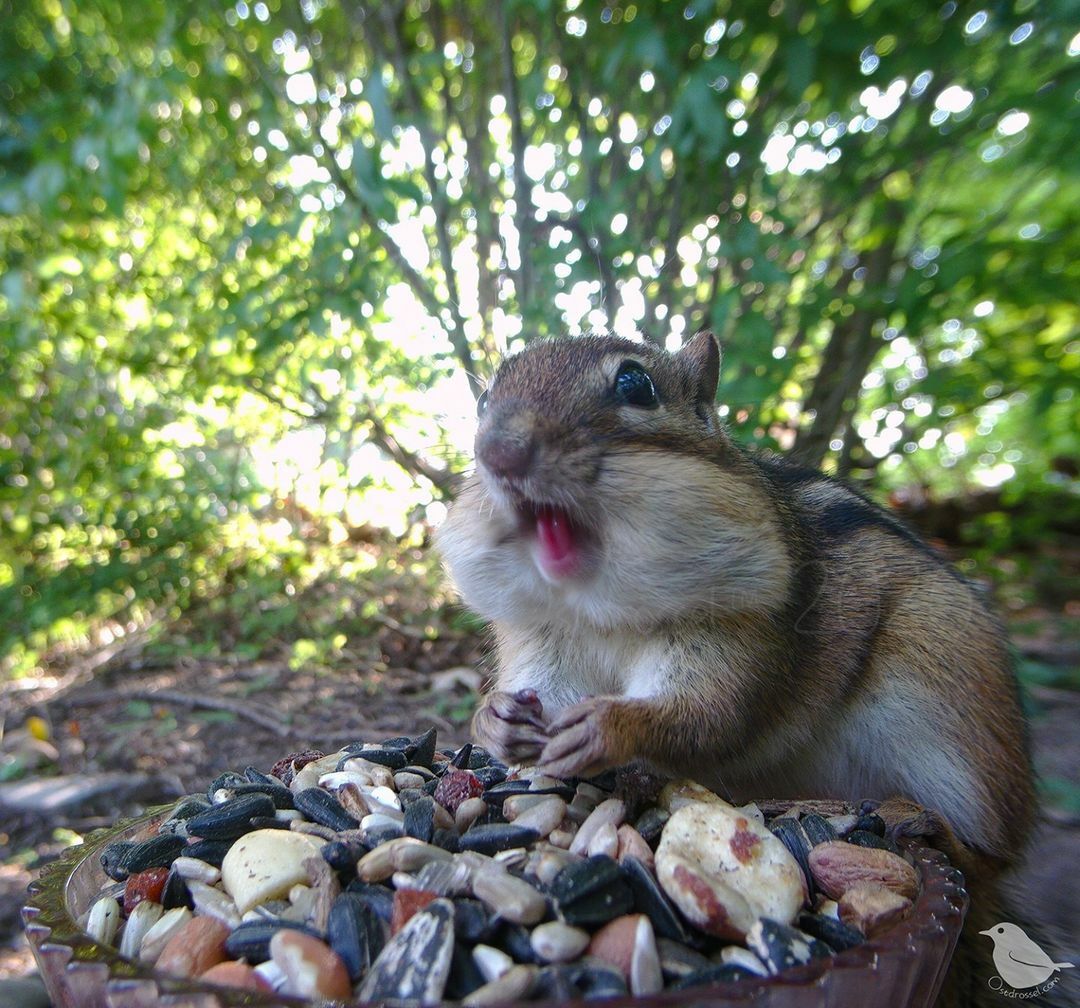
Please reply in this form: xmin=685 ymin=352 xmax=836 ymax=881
xmin=860 ymin=79 xmax=907 ymax=120
xmin=935 ymin=85 xmax=974 ymax=114
xmin=996 ymin=110 xmax=1030 ymax=136
xmin=285 ymin=71 xmax=316 ymax=104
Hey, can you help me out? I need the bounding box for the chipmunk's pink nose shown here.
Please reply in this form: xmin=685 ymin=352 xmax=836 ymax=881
xmin=478 ymin=428 xmax=535 ymax=479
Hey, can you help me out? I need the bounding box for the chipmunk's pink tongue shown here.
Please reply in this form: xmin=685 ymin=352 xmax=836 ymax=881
xmin=534 ymin=505 xmax=582 ymax=579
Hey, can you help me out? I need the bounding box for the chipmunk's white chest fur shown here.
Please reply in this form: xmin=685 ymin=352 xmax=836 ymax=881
xmin=495 ymin=626 xmax=672 ymax=712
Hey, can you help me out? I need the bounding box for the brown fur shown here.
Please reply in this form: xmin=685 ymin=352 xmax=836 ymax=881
xmin=437 ymin=333 xmax=1036 ymax=1002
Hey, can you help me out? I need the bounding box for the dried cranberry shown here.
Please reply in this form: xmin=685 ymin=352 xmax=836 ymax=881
xmin=123 ymin=867 xmax=169 ymax=914
xmin=433 ymin=768 xmax=484 ymax=814
xmin=268 ymin=749 xmax=325 ymax=787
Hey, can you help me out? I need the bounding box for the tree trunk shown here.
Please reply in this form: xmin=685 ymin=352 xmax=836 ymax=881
xmin=791 ymin=214 xmax=901 ymax=469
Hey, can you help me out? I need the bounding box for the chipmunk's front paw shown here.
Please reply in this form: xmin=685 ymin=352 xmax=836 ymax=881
xmin=537 ymin=697 xmax=626 ymax=779
xmin=472 ymin=689 xmax=549 ymax=764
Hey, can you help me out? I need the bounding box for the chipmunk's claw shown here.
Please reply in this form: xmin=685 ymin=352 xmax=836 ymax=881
xmin=537 ymin=697 xmax=621 ymax=779
xmin=472 ymin=690 xmax=549 ymax=764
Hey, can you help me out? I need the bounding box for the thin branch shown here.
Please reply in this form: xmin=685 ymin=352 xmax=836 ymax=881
xmin=252 ymin=383 xmax=326 ymax=421
xmin=59 ymin=688 xmax=290 ymax=736
xmin=362 ymin=402 xmax=455 ymax=497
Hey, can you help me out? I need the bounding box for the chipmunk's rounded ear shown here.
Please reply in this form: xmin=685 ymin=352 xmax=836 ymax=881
xmin=678 ymin=331 xmax=721 ymax=402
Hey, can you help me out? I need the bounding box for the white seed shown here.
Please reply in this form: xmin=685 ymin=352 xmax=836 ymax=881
xmin=289 ymin=754 xmax=342 ymax=793
xmin=587 ymin=821 xmax=619 ymax=859
xmin=526 ymin=845 xmax=581 ymax=887
xmin=526 ymin=774 xmax=561 ymax=790
xmin=472 ymin=943 xmax=514 ymax=982
xmin=548 ymin=828 xmax=575 ymax=849
xmin=455 ymin=796 xmax=488 ymax=833
xmin=360 ymin=813 xmax=405 ymax=840
xmin=118 ymin=899 xmax=163 ymax=959
xmin=138 ymin=907 xmax=192 ymax=963
xmin=432 ymin=801 xmax=455 ymax=831
xmin=253 ymin=959 xmax=288 ymax=991
xmin=720 ymin=946 xmax=769 ymax=976
xmin=187 ymin=879 xmax=241 ymax=929
xmin=394 ymin=771 xmax=426 ymax=791
xmin=826 ymin=814 xmax=859 ymax=837
xmin=503 ymin=794 xmax=548 ymax=819
xmin=464 ymin=964 xmax=538 ymax=1006
xmin=364 ymin=785 xmax=402 ymax=814
xmin=357 ymin=838 xmax=451 ymax=882
xmin=530 ymin=921 xmax=590 ymax=963
xmin=341 ymin=757 xmax=395 ymax=789
xmin=734 ymin=802 xmax=765 ymax=824
xmin=85 ymin=895 xmax=121 ymax=946
xmin=570 ymin=798 xmax=626 ymax=856
xmin=391 ymin=871 xmax=420 ymax=890
xmin=361 ymin=797 xmax=403 ymax=823
xmin=319 ymin=771 xmax=373 ymax=791
xmin=511 ymin=796 xmax=567 ymax=837
xmin=471 ymin=868 xmax=546 ymax=925
xmin=281 ymin=884 xmax=318 ymax=925
xmin=615 ymin=824 xmax=655 ymax=871
xmin=171 ymin=856 xmax=220 ymax=884
xmin=629 ymin=914 xmax=663 ymax=996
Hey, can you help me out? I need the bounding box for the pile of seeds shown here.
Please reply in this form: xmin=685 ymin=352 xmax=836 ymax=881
xmin=83 ymin=730 xmax=922 ymax=1004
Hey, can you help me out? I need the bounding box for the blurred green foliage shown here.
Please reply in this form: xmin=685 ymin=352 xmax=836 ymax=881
xmin=1 ymin=0 xmax=1077 ymax=676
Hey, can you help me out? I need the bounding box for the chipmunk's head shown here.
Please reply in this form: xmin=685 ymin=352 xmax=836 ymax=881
xmin=439 ymin=332 xmax=788 ymax=629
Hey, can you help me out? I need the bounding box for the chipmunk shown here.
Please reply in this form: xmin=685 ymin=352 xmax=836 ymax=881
xmin=436 ymin=333 xmax=1034 ymax=895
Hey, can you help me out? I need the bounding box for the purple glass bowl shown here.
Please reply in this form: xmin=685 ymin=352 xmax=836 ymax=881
xmin=23 ymin=801 xmax=968 ymax=1008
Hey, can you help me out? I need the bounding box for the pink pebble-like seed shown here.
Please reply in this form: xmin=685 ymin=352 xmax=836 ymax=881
xmin=200 ymin=960 xmax=274 ymax=992
xmin=156 ymin=916 xmax=230 ymax=978
xmin=270 ymin=929 xmax=352 ymax=1000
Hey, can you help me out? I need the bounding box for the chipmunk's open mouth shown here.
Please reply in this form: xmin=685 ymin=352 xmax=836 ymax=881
xmin=515 ymin=501 xmax=590 ymax=581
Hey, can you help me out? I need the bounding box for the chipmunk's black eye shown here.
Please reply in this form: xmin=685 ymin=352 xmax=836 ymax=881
xmin=614 ymin=360 xmax=659 ymax=408
xmin=476 ymin=388 xmax=489 ymax=417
